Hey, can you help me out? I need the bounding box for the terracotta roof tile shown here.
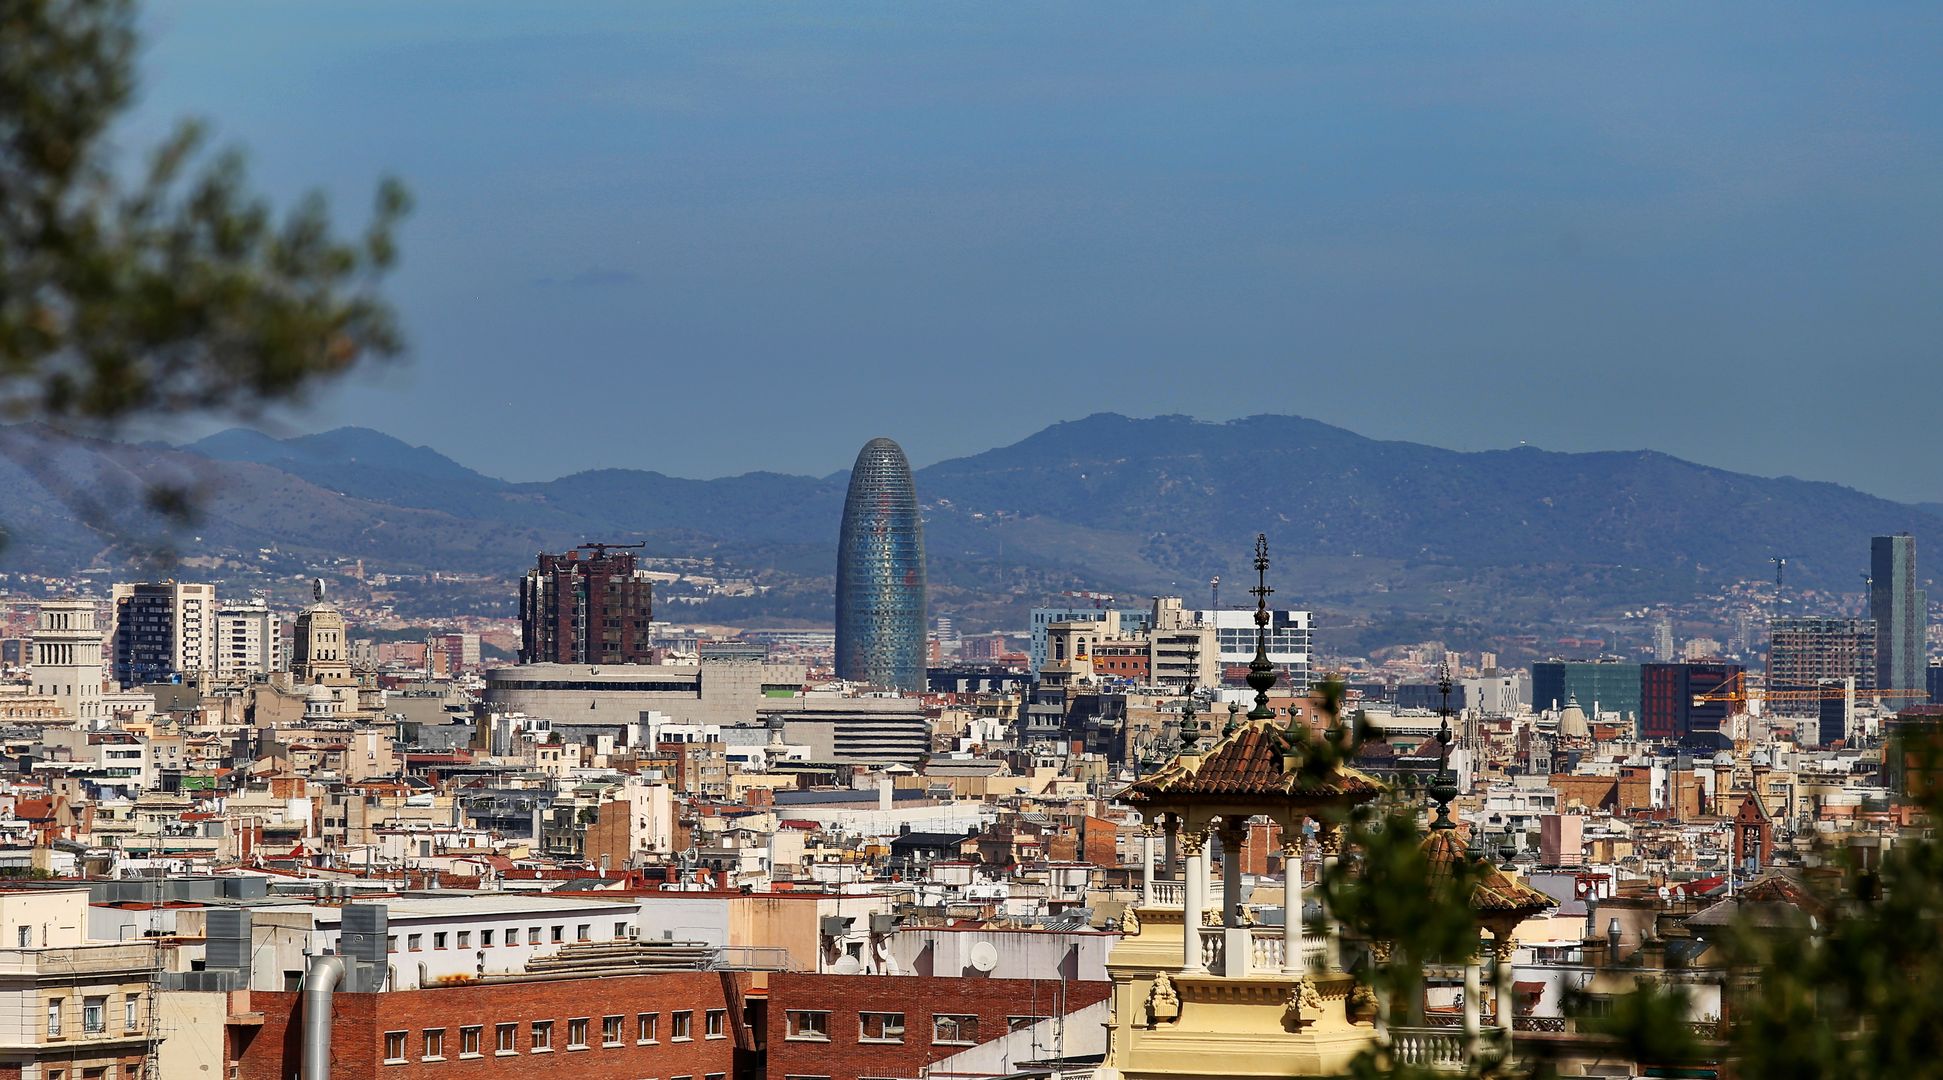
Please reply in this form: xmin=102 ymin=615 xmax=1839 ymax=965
xmin=1120 ymin=719 xmax=1383 ymax=805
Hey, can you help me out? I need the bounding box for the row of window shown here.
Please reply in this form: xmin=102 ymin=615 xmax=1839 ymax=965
xmin=383 ymin=1010 xmax=726 ymax=1064
xmin=783 ymin=1010 xmax=1034 ymax=1046
xmin=46 ymin=994 xmax=142 ymax=1038
xmin=386 ymin=920 xmax=630 ymax=953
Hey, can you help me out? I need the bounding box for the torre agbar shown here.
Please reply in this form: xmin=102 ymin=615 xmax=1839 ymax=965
xmin=835 ymin=436 xmax=927 ymax=692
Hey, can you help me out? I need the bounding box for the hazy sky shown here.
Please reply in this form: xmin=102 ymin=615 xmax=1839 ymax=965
xmin=132 ymin=3 xmax=1943 ymax=499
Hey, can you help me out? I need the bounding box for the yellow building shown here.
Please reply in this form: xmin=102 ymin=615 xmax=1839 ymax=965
xmin=0 ymin=889 xmax=162 ymax=1079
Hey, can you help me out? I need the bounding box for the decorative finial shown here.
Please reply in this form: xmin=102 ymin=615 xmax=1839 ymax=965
xmin=1429 ymin=661 xmax=1458 ymax=829
xmin=1224 ymin=699 xmax=1241 ymax=736
xmin=1179 ymin=696 xmax=1201 ymax=752
xmin=1246 ymin=534 xmax=1278 ymax=720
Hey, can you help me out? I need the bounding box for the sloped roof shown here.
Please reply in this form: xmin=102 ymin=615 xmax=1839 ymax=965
xmin=1422 ymin=828 xmax=1556 ymax=918
xmin=1120 ymin=719 xmax=1382 ymax=805
xmin=1687 ymin=873 xmax=1826 ymax=930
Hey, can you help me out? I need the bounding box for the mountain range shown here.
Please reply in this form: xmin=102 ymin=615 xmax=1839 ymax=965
xmin=0 ymin=414 xmax=1934 ymax=643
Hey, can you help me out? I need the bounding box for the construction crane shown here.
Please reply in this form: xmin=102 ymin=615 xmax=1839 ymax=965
xmin=1771 ymin=555 xmax=1787 ymax=588
xmin=1694 ymin=685 xmax=1930 ymax=705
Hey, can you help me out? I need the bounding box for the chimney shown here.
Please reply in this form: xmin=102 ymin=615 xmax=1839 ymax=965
xmin=878 ymin=776 xmax=892 ymax=811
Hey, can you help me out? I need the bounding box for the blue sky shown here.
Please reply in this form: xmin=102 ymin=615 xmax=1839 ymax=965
xmin=131 ymin=3 xmax=1943 ymax=499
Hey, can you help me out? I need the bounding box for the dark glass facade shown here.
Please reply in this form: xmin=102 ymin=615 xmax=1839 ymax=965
xmin=836 ymin=438 xmax=926 ymax=692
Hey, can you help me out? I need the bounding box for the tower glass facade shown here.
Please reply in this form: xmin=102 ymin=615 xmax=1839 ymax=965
xmin=836 ymin=438 xmax=926 ymax=692
xmin=1872 ymin=534 xmax=1928 ymax=709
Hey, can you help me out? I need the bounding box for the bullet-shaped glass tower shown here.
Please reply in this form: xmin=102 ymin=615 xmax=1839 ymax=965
xmin=836 ymin=437 xmax=927 ymax=692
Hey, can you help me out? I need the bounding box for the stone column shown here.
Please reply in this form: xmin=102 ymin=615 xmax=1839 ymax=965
xmin=1282 ymin=825 xmax=1303 ymax=974
xmin=1221 ymin=820 xmax=1249 ymax=977
xmin=1371 ymin=940 xmax=1394 ymax=1046
xmin=1162 ymin=815 xmax=1180 ymax=883
xmin=1140 ymin=825 xmax=1157 ymax=908
xmin=1494 ymin=934 xmax=1517 ymax=1043
xmin=1463 ymin=949 xmax=1482 ymax=1062
xmin=1181 ymin=828 xmax=1207 ymax=974
xmin=1318 ymin=822 xmax=1343 ymax=972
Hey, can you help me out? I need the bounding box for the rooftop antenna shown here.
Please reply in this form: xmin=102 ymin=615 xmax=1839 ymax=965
xmin=1210 ymin=575 xmax=1220 ymax=614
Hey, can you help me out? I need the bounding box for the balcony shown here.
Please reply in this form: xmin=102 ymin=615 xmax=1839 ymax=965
xmin=1389 ymin=1027 xmax=1466 ymax=1070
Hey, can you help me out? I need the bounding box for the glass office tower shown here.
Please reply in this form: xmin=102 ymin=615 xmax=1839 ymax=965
xmin=836 ymin=437 xmax=927 ymax=692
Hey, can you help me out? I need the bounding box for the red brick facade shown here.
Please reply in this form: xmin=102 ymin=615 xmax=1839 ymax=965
xmin=235 ymin=972 xmax=751 ymax=1080
xmin=762 ymin=974 xmax=1110 ymax=1080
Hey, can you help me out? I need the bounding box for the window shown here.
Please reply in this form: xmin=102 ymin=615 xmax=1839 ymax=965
xmin=433 ymin=932 xmax=448 ymax=950
xmin=614 ymin=921 xmax=628 ymax=939
xmin=1007 ymin=1015 xmax=1048 ymax=1032
xmin=532 ymin=1021 xmax=553 ymax=1052
xmin=47 ymin=998 xmax=62 ymax=1037
xmin=602 ymin=1015 xmax=624 ymax=1046
xmin=933 ymin=1015 xmax=979 ymax=1045
xmin=671 ymin=1010 xmax=693 ymax=1040
xmin=705 ymin=1009 xmax=726 ymax=1039
xmin=407 ymin=934 xmax=423 ymax=952
xmin=859 ymin=1012 xmax=904 ymax=1043
xmin=577 ymin=923 xmax=591 ymax=942
xmin=705 ymin=1074 xmax=725 ymax=1080
xmin=784 ymin=1011 xmax=828 ymax=1041
xmin=387 ymin=935 xmax=398 ymax=953
xmin=16 ymin=925 xmax=28 ymax=947
xmin=82 ymin=996 xmax=105 ymax=1035
xmin=382 ymin=1031 xmax=406 ymax=1063
xmin=460 ymin=1026 xmax=482 ymax=1058
xmin=528 ymin=927 xmax=542 ymax=945
xmin=125 ymin=995 xmax=139 ymax=1031
xmin=637 ymin=1012 xmax=658 ymax=1043
xmin=551 ymin=925 xmax=565 ymax=943
xmin=567 ymin=1017 xmax=589 ymax=1049
xmin=457 ymin=931 xmax=471 ymax=949
xmin=495 ymin=1023 xmax=517 ymax=1054
xmin=481 ymin=929 xmax=496 ymax=947
xmin=422 ymin=1028 xmax=445 ymax=1061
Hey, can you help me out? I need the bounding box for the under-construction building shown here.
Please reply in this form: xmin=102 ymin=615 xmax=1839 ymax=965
xmin=518 ymin=545 xmax=656 ymax=665
xmin=1767 ymin=616 xmax=1876 ymax=718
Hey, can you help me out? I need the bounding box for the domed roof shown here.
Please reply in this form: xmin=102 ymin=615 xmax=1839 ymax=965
xmin=306 ymin=682 xmax=334 ymax=703
xmin=1713 ymin=751 xmax=1735 ymax=766
xmin=1558 ymin=694 xmax=1589 ymax=738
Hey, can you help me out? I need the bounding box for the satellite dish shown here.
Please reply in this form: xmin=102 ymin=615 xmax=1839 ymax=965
xmin=968 ymin=941 xmax=998 ymax=973
xmin=831 ymin=955 xmax=862 ymax=975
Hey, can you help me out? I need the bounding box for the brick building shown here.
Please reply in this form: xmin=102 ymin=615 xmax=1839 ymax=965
xmin=762 ymin=974 xmax=1110 ymax=1080
xmin=518 ymin=545 xmax=656 ymax=665
xmin=235 ymin=972 xmax=752 ymax=1080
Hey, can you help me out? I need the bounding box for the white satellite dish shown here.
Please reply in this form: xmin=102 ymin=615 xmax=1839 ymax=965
xmin=968 ymin=941 xmax=999 ymax=973
xmin=831 ymin=955 xmax=862 ymax=975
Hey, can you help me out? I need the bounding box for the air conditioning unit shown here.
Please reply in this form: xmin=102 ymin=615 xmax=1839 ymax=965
xmin=819 ymin=915 xmax=850 ymax=938
xmin=869 ymin=914 xmax=896 ymax=934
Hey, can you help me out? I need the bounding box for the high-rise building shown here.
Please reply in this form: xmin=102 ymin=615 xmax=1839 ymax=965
xmin=1767 ymin=616 xmax=1875 ymax=717
xmin=1530 ymin=660 xmax=1642 ymax=723
xmin=1871 ymin=534 xmax=1928 ymax=709
xmin=1641 ymin=661 xmax=1744 ymax=748
xmin=216 ymin=599 xmax=281 ymax=680
xmin=108 ymin=580 xmax=216 ymax=687
xmin=32 ymin=599 xmax=104 ymax=725
xmin=835 ymin=437 xmax=926 ymax=692
xmin=1192 ymin=607 xmax=1313 ymax=693
xmin=1652 ymin=617 xmax=1675 ymax=662
xmin=519 ymin=545 xmax=656 ymax=665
